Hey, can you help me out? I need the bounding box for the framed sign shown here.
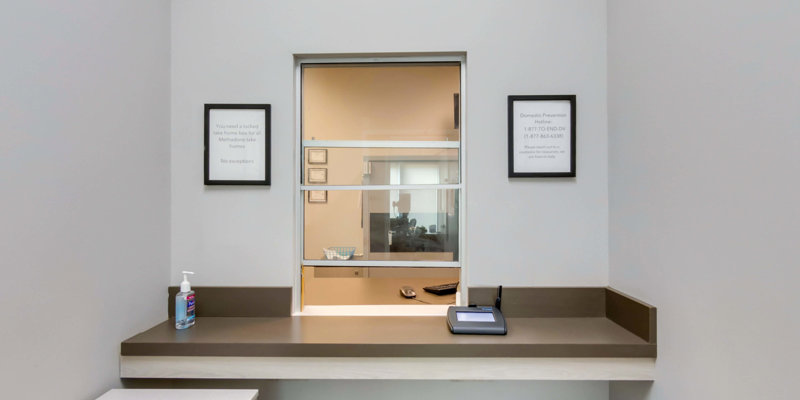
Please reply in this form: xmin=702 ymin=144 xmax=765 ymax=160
xmin=307 ymin=148 xmax=327 ymax=164
xmin=508 ymin=95 xmax=575 ymax=177
xmin=308 ymin=190 xmax=327 ymax=203
xmin=307 ymin=168 xmax=327 ymax=184
xmin=204 ymin=104 xmax=271 ymax=185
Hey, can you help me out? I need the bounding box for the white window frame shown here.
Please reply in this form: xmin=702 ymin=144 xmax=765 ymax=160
xmin=293 ymin=54 xmax=467 ymax=315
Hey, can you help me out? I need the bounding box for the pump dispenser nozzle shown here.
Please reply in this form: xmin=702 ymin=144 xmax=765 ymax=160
xmin=180 ymin=271 xmax=194 ymax=292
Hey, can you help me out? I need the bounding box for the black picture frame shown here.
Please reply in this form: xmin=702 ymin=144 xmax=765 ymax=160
xmin=204 ymin=104 xmax=271 ymax=185
xmin=508 ymin=95 xmax=576 ymax=178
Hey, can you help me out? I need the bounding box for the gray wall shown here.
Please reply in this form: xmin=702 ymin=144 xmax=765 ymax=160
xmin=170 ymin=0 xmax=610 ymax=288
xmin=14 ymin=1 xmax=796 ymax=398
xmin=168 ymin=1 xmax=608 ymax=398
xmin=0 ymin=1 xmax=171 ymax=398
xmin=608 ymin=1 xmax=800 ymax=399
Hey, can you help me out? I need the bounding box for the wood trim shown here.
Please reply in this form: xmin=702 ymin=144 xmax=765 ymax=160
xmin=120 ymin=356 xmax=655 ymax=381
xmin=605 ymin=288 xmax=657 ymax=344
xmin=167 ymin=287 xmax=291 ymax=317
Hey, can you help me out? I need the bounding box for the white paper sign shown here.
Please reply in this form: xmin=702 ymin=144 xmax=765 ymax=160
xmin=512 ymin=100 xmax=572 ymax=174
xmin=208 ymin=109 xmax=266 ymax=181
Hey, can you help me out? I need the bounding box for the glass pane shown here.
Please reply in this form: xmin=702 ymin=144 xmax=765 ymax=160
xmin=304 ymin=147 xmax=459 ymax=185
xmin=302 ymin=266 xmax=460 ymax=306
xmin=304 ymin=189 xmax=459 ymax=262
xmin=302 ymin=63 xmax=461 ymax=142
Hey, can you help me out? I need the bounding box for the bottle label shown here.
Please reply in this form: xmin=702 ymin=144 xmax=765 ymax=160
xmin=186 ymin=294 xmax=196 ymax=321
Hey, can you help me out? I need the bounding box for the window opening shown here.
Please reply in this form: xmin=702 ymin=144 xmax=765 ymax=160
xmin=297 ymin=59 xmax=464 ymax=312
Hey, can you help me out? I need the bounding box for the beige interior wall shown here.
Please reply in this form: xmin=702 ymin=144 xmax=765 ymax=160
xmin=304 ymin=190 xmax=363 ymax=259
xmin=303 ymin=64 xmax=460 ymax=141
xmin=366 ymin=267 xmax=460 ymax=278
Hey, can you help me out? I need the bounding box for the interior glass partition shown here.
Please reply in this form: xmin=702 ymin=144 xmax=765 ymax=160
xmin=299 ymin=60 xmax=463 ymax=309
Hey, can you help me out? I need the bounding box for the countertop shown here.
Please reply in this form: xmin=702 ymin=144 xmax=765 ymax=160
xmin=121 ymin=315 xmax=656 ymax=358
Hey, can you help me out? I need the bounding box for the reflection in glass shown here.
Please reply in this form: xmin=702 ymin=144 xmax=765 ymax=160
xmin=304 ymin=148 xmax=459 ymax=186
xmin=304 ymin=189 xmax=458 ymax=262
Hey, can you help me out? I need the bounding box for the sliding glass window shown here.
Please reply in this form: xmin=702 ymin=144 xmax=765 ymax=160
xmin=301 ymin=62 xmax=461 ymax=267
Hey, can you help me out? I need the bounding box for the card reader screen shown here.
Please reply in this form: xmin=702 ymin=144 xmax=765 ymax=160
xmin=456 ymin=311 xmax=495 ymax=322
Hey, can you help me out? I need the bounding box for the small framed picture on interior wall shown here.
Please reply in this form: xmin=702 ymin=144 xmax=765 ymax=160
xmin=508 ymin=95 xmax=576 ymax=177
xmin=307 ymin=148 xmax=327 ymax=164
xmin=308 ymin=190 xmax=327 ymax=203
xmin=204 ymin=104 xmax=271 ymax=185
xmin=307 ymin=168 xmax=328 ymax=184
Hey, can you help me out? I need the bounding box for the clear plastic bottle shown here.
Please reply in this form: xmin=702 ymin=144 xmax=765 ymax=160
xmin=175 ymin=271 xmax=196 ymax=329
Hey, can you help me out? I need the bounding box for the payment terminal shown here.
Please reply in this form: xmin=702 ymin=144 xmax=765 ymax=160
xmin=447 ymin=286 xmax=507 ymax=335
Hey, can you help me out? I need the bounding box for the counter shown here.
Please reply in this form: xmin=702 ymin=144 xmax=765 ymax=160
xmin=121 ymin=287 xmax=656 ymax=381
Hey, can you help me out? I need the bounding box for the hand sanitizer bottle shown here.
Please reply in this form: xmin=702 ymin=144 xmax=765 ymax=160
xmin=175 ymin=271 xmax=196 ymax=329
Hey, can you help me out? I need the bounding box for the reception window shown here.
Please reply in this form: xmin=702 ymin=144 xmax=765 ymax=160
xmin=299 ymin=60 xmax=463 ymax=310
